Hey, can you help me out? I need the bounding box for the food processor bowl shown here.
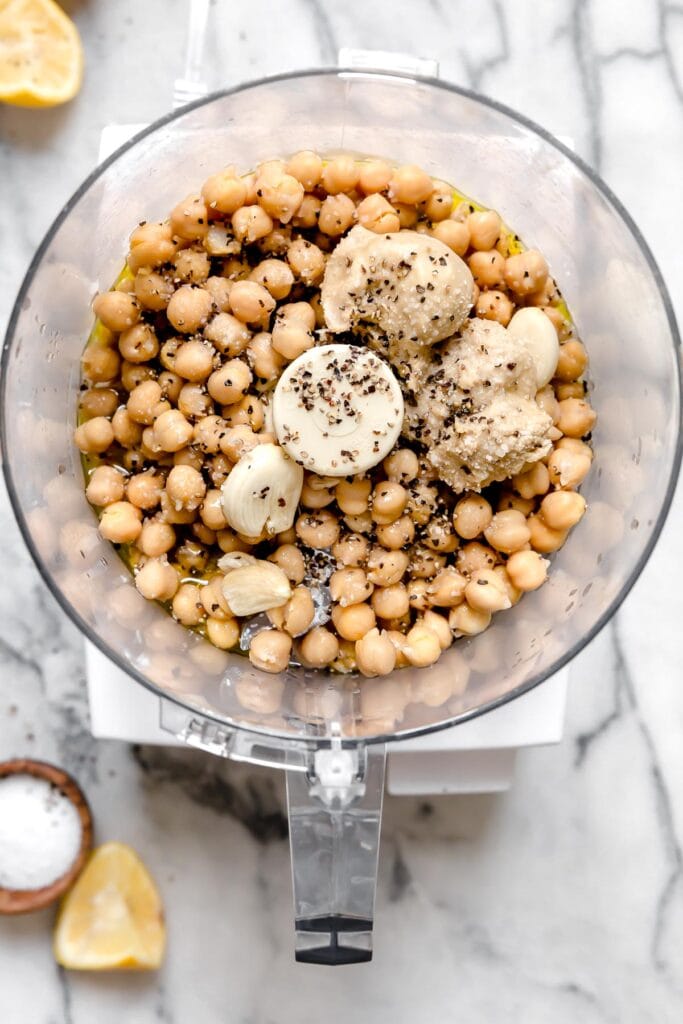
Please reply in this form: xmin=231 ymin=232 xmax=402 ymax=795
xmin=2 ymin=68 xmax=680 ymax=964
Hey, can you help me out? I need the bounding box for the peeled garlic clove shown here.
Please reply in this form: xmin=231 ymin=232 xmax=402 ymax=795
xmin=507 ymin=307 xmax=560 ymax=388
xmin=217 ymin=551 xmax=258 ymax=572
xmin=221 ymin=560 xmax=292 ymax=616
xmin=220 ymin=443 xmax=303 ymax=537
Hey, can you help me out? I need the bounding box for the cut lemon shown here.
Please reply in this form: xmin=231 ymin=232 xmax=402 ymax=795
xmin=0 ymin=0 xmax=83 ymax=107
xmin=54 ymin=842 xmax=166 ymax=971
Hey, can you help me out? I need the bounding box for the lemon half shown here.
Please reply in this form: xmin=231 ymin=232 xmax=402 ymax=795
xmin=0 ymin=0 xmax=83 ymax=108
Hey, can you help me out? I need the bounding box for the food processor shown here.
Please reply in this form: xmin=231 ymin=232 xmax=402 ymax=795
xmin=2 ymin=62 xmax=680 ymax=965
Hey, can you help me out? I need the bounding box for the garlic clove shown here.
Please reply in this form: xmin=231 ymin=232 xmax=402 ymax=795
xmin=221 ymin=560 xmax=292 ymax=617
xmin=507 ymin=307 xmax=560 ymax=388
xmin=220 ymin=443 xmax=303 ymax=537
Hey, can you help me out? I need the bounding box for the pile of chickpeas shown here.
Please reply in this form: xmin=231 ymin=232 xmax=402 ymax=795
xmin=76 ymin=152 xmax=595 ymax=680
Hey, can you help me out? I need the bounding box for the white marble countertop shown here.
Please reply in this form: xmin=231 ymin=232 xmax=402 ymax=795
xmin=1 ymin=1 xmax=682 ymax=1020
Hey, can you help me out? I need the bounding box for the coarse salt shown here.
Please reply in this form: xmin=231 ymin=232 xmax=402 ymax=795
xmin=0 ymin=774 xmax=82 ymax=890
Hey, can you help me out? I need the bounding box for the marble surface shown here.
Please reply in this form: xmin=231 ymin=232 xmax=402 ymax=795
xmin=1 ymin=0 xmax=683 ymax=1020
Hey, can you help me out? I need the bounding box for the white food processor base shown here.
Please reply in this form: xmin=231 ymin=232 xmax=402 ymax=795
xmin=85 ymin=641 xmax=568 ymax=795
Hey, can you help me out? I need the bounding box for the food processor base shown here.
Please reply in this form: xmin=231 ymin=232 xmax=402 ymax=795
xmin=85 ymin=641 xmax=568 ymax=795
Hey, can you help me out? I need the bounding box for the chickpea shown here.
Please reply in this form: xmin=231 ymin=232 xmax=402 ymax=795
xmin=286 ymin=150 xmax=323 ymax=190
xmin=159 ymin=488 xmax=197 ymax=525
xmin=448 ymin=603 xmax=491 ymax=637
xmin=268 ymin=586 xmax=315 ymax=636
xmin=320 ymin=154 xmax=358 ymax=193
xmin=258 ymin=225 xmax=292 ymax=256
xmin=111 ymin=407 xmax=142 ymax=449
xmin=203 ymin=277 xmax=232 ymax=314
xmin=556 ymin=398 xmax=596 ymax=438
xmin=300 ymin=479 xmax=335 ymax=509
xmin=99 ymin=500 xmax=142 ymax=543
xmin=81 ymin=344 xmax=120 ymax=385
xmin=383 ymin=448 xmax=419 ymax=484
xmin=295 ymin=510 xmax=339 ymax=549
xmin=271 ymin=320 xmax=314 ymax=360
xmin=456 ymin=541 xmax=497 ymax=576
xmin=92 ymin=290 xmax=140 ymax=333
xmin=504 ymin=249 xmax=548 ymax=296
xmin=291 ymin=193 xmax=321 ymax=230
xmin=330 ymin=567 xmax=373 ymax=607
xmin=201 ymin=169 xmax=247 ymax=214
xmin=176 ymin=383 xmax=212 ymax=421
xmin=371 ymin=481 xmax=407 ymax=524
xmin=228 ymin=280 xmax=276 ymax=328
xmin=196 ymin=489 xmax=226 ymax=532
xmin=388 ymin=164 xmax=433 ymax=205
xmin=540 ymin=490 xmax=586 ymax=531
xmin=527 ymin=514 xmax=568 ymax=553
xmin=406 ymin=481 xmax=439 ymax=526
xmin=204 ymin=312 xmax=250 ymax=358
xmin=407 ymin=579 xmax=431 ymax=612
xmin=218 ymin=424 xmax=259 ymax=462
xmin=153 ymin=409 xmax=194 ymax=453
xmin=248 ymin=629 xmax=292 ymax=674
xmin=117 ymin=323 xmax=158 ymax=364
xmin=354 ymin=628 xmax=397 ymax=678
xmin=475 ymin=289 xmax=513 ymax=326
xmin=464 ymin=569 xmax=511 ymax=612
xmin=318 ymin=194 xmax=356 ymax=236
xmin=127 ymin=470 xmax=164 ymax=510
xmin=335 ymin=478 xmax=371 ymax=516
xmin=330 ymin=533 xmax=369 ymax=570
xmin=135 ymin=557 xmax=179 ymax=601
xmin=173 ymin=445 xmax=203 ymax=471
xmin=127 ymin=222 xmax=177 ymax=272
xmin=423 ymin=519 xmax=459 ymax=553
xmin=357 ymin=159 xmax=392 ymax=194
xmin=285 ymin=238 xmax=325 ymax=285
xmin=204 ymin=360 xmax=250 ymax=406
xmin=173 ymin=248 xmax=210 ymax=285
xmin=452 ymin=494 xmax=492 ymax=540
xmin=192 ymin=415 xmax=224 ymax=454
xmin=371 ymin=583 xmax=409 ymax=620
xmin=431 ymin=219 xmax=470 ymax=256
xmin=332 ymin=602 xmax=376 ymax=642
xmin=200 ymin=575 xmax=232 ymax=620
xmin=512 ymin=461 xmax=550 ymax=500
xmin=343 ymin=511 xmax=373 ymax=534
xmin=555 ymin=340 xmax=588 ymax=382
xmin=422 ymin=180 xmax=452 ymax=222
xmin=232 ymin=205 xmax=273 ymax=244
xmin=426 ymin=567 xmax=467 ymax=608
xmin=375 ymin=515 xmax=415 ymax=550
xmin=74 ymin=416 xmax=114 ymax=454
xmin=408 ymin=545 xmax=446 ymax=580
xmin=484 ymin=509 xmax=531 ymax=554
xmin=85 ymin=466 xmax=125 ymax=507
xmin=277 ymin=301 xmax=316 ymax=331
xmin=134 ymin=270 xmax=174 ymax=312
xmin=396 ymin=203 xmax=419 ymax=229
xmin=405 ymin=623 xmax=441 ymax=667
xmin=547 ymin=447 xmax=592 ymax=489
xmin=466 ymin=209 xmax=501 ymax=250
xmin=299 ymin=626 xmax=339 ymax=669
xmin=165 ymin=464 xmax=206 ymax=512
xmin=79 ymin=387 xmax=119 ymax=420
xmin=172 ymin=582 xmax=205 ymax=626
xmin=124 ymin=380 xmax=161 ymax=426
xmin=468 ymin=249 xmax=505 ymax=289
xmin=555 ymin=382 xmax=584 ymax=402
xmin=167 ymin=285 xmax=213 ymax=334
xmin=267 ymin=543 xmax=306 ymax=585
xmin=247 ymin=332 xmax=283 ymax=382
xmin=255 ymin=168 xmax=304 ymax=224
xmin=222 ymin=394 xmax=264 ymax=431
xmin=421 ymin=610 xmax=453 ymax=652
xmin=170 ymin=194 xmax=209 ymax=240
xmin=140 ymin=426 xmax=163 ymax=459
xmin=170 ymin=340 xmax=213 ymax=383
xmin=506 ymin=549 xmax=548 ymax=592
xmin=497 ymin=492 xmax=535 ymax=516
xmin=138 ymin=519 xmax=175 ymax=558
xmin=202 ymin=616 xmax=238 ymax=651
xmin=246 ymin=261 xmax=293 ymax=304
xmin=355 ymin=194 xmax=400 ymax=233
xmin=365 ymin=547 xmax=408 ymax=586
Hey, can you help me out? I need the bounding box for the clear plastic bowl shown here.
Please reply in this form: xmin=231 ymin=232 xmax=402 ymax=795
xmin=2 ymin=68 xmax=680 ymax=963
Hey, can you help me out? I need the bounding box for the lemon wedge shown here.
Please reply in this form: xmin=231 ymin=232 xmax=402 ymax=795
xmin=0 ymin=0 xmax=83 ymax=107
xmin=54 ymin=842 xmax=166 ymax=971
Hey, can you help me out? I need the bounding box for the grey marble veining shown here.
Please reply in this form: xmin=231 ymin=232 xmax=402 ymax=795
xmin=1 ymin=1 xmax=683 ymax=1021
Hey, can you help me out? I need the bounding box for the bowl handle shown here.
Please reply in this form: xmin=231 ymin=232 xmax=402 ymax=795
xmin=287 ymin=742 xmax=386 ymax=964
xmin=337 ymin=48 xmax=440 ymax=79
